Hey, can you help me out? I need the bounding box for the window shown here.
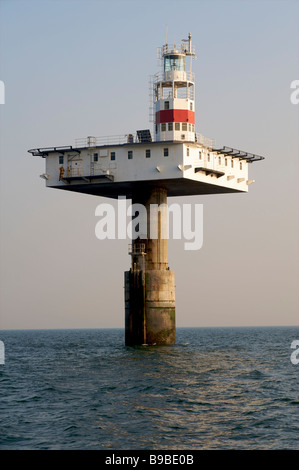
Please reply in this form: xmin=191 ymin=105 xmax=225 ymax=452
xmin=240 ymin=162 xmax=242 ymax=170
xmin=168 ymin=122 xmax=173 ymax=131
xmin=192 ymin=124 xmax=195 ymax=132
xmin=207 ymin=153 xmax=210 ymax=162
xmin=155 ymin=124 xmax=158 ymax=134
xmin=218 ymin=157 xmax=221 ymax=165
xmin=111 ymin=151 xmax=115 ymax=161
xmin=175 ymin=122 xmax=180 ymax=131
xmin=199 ymin=151 xmax=202 ymax=160
xmin=128 ymin=150 xmax=133 ymax=160
xmin=145 ymin=149 xmax=151 ymax=158
xmin=59 ymin=155 xmax=64 ymax=165
xmin=94 ymin=153 xmax=98 ymax=162
xmin=164 ymin=54 xmax=185 ymax=72
xmin=186 ymin=147 xmax=190 ymax=156
xmin=164 ymin=101 xmax=169 ymax=110
xmin=182 ymin=123 xmax=187 ymax=131
xmin=161 ymin=123 xmax=166 ymax=132
xmin=225 ymin=158 xmax=227 ymax=166
xmin=190 ymin=102 xmax=193 ymax=111
xmin=231 ymin=159 xmax=234 ymax=168
xmin=163 ymin=148 xmax=169 ymax=157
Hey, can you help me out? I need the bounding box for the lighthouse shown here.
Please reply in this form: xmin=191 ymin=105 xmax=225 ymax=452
xmin=28 ymin=33 xmax=264 ymax=346
xmin=154 ymin=33 xmax=195 ymax=143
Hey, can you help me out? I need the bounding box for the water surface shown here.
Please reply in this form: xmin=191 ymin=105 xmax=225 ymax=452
xmin=0 ymin=327 xmax=298 ymax=449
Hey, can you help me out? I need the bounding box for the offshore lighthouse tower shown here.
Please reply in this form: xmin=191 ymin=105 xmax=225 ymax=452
xmin=29 ymin=34 xmax=264 ymax=346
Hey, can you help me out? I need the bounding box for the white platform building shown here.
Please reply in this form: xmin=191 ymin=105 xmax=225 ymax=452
xmin=29 ymin=34 xmax=263 ymax=199
xmin=29 ymin=34 xmax=264 ymax=345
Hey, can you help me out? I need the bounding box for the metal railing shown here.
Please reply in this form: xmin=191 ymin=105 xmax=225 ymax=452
xmin=195 ymin=133 xmax=216 ymax=149
xmin=75 ymin=134 xmax=134 ymax=148
xmin=67 ymin=167 xmax=81 ymax=177
xmin=128 ymin=243 xmax=146 ymax=255
xmin=159 ymin=43 xmax=196 ymax=57
xmin=73 ymin=132 xmax=216 ymax=150
xmin=153 ymin=71 xmax=195 ymax=84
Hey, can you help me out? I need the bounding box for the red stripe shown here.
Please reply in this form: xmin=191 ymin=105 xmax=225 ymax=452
xmin=155 ymin=110 xmax=195 ymax=125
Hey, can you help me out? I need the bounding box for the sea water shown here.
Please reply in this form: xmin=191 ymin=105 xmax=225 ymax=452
xmin=0 ymin=327 xmax=298 ymax=450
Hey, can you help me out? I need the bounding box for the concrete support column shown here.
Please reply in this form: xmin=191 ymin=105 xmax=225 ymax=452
xmin=125 ymin=187 xmax=175 ymax=346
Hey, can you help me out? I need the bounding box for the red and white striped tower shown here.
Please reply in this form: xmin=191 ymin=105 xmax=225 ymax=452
xmin=154 ymin=33 xmax=196 ymax=142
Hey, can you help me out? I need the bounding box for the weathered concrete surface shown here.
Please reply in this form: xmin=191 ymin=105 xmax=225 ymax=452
xmin=125 ymin=269 xmax=175 ymax=346
xmin=125 ymin=187 xmax=176 ymax=346
xmin=131 ymin=187 xmax=168 ymax=271
xmin=144 ymin=270 xmax=175 ymax=345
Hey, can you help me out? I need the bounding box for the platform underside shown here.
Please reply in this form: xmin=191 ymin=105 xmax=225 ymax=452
xmin=51 ymin=177 xmax=243 ymax=199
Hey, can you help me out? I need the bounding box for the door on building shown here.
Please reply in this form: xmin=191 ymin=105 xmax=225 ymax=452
xmin=68 ymin=155 xmax=83 ymax=177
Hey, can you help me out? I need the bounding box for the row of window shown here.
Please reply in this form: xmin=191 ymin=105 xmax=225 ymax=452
xmin=156 ymin=122 xmax=195 ymax=133
xmin=60 ymin=150 xmax=244 ymax=169
xmin=59 ymin=149 xmax=171 ymax=165
xmin=59 ymin=152 xmax=116 ymax=165
xmin=93 ymin=152 xmax=115 ymax=162
xmin=59 ymin=151 xmax=244 ymax=169
xmin=193 ymin=150 xmax=243 ymax=169
xmin=59 ymin=150 xmax=244 ymax=169
xmin=128 ymin=148 xmax=169 ymax=159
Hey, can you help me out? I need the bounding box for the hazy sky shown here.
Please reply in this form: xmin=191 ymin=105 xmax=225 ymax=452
xmin=0 ymin=0 xmax=298 ymax=329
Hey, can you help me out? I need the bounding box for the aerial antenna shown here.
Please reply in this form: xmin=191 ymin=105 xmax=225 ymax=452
xmin=165 ymin=24 xmax=168 ymax=53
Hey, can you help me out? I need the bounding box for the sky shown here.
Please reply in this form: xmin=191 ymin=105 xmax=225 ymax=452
xmin=0 ymin=0 xmax=298 ymax=330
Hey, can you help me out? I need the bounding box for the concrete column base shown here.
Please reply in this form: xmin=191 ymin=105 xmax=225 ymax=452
xmin=125 ymin=269 xmax=175 ymax=346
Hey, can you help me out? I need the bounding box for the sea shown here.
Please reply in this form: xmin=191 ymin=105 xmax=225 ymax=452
xmin=0 ymin=326 xmax=298 ymax=450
